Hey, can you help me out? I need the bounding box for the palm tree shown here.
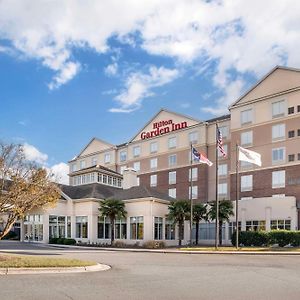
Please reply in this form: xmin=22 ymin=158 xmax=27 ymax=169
xmin=99 ymin=199 xmax=127 ymax=245
xmin=167 ymin=200 xmax=190 ymax=246
xmin=193 ymin=203 xmax=207 ymax=245
xmin=207 ymin=200 xmax=234 ymax=246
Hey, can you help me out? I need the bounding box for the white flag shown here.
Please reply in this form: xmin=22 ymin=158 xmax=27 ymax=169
xmin=238 ymin=146 xmax=262 ymax=166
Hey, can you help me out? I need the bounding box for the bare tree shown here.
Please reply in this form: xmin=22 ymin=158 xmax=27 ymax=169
xmin=0 ymin=142 xmax=60 ymax=240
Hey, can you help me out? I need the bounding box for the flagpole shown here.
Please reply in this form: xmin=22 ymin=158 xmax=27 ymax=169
xmin=215 ymin=124 xmax=219 ymax=249
xmin=235 ymin=143 xmax=239 ymax=249
xmin=190 ymin=142 xmax=193 ymax=246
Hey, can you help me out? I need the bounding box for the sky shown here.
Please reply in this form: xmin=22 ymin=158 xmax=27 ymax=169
xmin=1 ymin=0 xmax=300 ymax=184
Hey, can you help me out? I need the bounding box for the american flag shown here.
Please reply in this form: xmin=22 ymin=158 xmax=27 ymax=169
xmin=217 ymin=126 xmax=227 ymax=158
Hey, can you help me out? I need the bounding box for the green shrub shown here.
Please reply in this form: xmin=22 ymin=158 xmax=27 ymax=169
xmin=63 ymin=238 xmax=76 ymax=245
xmin=2 ymin=231 xmax=17 ymax=240
xmin=49 ymin=237 xmax=59 ymax=244
xmin=143 ymin=240 xmax=166 ymax=249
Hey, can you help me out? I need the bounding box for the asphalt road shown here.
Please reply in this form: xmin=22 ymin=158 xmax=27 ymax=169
xmin=1 ymin=241 xmax=300 ymax=300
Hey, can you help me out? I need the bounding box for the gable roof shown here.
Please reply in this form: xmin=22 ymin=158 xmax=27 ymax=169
xmin=229 ymin=66 xmax=300 ymax=109
xmin=129 ymin=108 xmax=202 ymax=143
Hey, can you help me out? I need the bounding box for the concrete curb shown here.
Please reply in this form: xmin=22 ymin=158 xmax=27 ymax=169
xmin=0 ymin=263 xmax=111 ymax=275
xmin=44 ymin=244 xmax=300 ymax=255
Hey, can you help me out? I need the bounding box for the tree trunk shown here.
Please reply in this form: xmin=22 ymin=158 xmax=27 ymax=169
xmin=178 ymin=221 xmax=183 ymax=246
xmin=0 ymin=215 xmax=17 ymax=240
xmin=219 ymin=220 xmax=223 ymax=246
xmin=195 ymin=221 xmax=199 ymax=245
xmin=111 ymin=217 xmax=115 ymax=246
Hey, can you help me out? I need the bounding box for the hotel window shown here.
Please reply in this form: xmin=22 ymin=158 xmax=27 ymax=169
xmin=91 ymin=157 xmax=97 ymax=166
xmin=98 ymin=216 xmax=111 ymax=239
xmin=150 ymin=142 xmax=158 ymax=153
xmin=272 ymin=170 xmax=285 ymax=188
xmin=218 ymin=164 xmax=227 ymax=177
xmin=76 ymin=216 xmax=88 ymax=238
xmin=218 ymin=144 xmax=228 ymax=157
xmin=71 ymin=164 xmax=77 ymax=172
xmin=165 ymin=221 xmax=175 ymax=240
xmin=108 ymin=176 xmax=112 ymax=185
xmin=117 ymin=178 xmax=122 ymax=187
xmin=80 ymin=160 xmax=86 ymax=169
xmin=97 ymin=173 xmax=102 ymax=183
xmin=241 ymin=109 xmax=252 ymax=125
xmin=150 ymin=158 xmax=158 ymax=170
xmin=130 ymin=216 xmax=144 ymax=240
xmin=168 ymin=154 xmax=177 ymax=166
xmin=91 ymin=173 xmax=95 ymax=182
xmin=288 ymin=154 xmax=295 ymax=162
xmin=246 ymin=220 xmax=266 ymax=232
xmin=120 ymin=166 xmax=127 ymax=175
xmin=241 ymin=131 xmax=253 ymax=146
xmin=218 ymin=183 xmax=227 ymax=196
xmin=113 ymin=177 xmax=117 ymax=186
xmin=120 ymin=151 xmax=127 ymax=162
xmin=168 ymin=137 xmax=177 ymax=149
xmin=154 ymin=217 xmax=163 ymax=240
xmin=115 ymin=219 xmax=127 ymax=239
xmin=49 ymin=215 xmax=66 ymax=238
xmin=272 ymin=147 xmax=285 ymax=163
xmin=288 ymin=130 xmax=295 ymax=138
xmin=168 ymin=188 xmax=176 ymax=199
xmin=272 ymin=100 xmax=285 ymax=118
xmin=271 ymin=220 xmax=291 ymax=230
xmin=272 ymin=124 xmax=285 ymax=140
xmin=133 ymin=161 xmax=140 ymax=172
xmin=189 ymin=131 xmax=198 ymax=143
xmin=288 ymin=106 xmax=294 ymax=114
xmin=189 ymin=167 xmax=198 ymax=181
xmin=241 ymin=175 xmax=253 ymax=192
xmin=219 ymin=126 xmax=229 ymax=139
xmin=150 ymin=174 xmax=157 ymax=187
xmin=169 ymin=171 xmax=176 ymax=184
xmin=133 ymin=146 xmax=141 ymax=157
xmin=102 ymin=174 xmax=107 ymax=184
xmin=189 ymin=186 xmax=198 ymax=199
xmin=104 ymin=153 xmax=111 ymax=164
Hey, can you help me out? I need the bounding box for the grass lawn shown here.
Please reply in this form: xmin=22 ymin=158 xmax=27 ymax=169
xmin=180 ymin=246 xmax=300 ymax=252
xmin=0 ymin=254 xmax=96 ymax=268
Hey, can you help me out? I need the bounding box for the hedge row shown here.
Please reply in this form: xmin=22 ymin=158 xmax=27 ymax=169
xmin=231 ymin=230 xmax=300 ymax=247
xmin=49 ymin=237 xmax=77 ymax=245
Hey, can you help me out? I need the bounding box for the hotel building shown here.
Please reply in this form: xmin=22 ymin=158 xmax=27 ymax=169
xmin=7 ymin=66 xmax=300 ymax=245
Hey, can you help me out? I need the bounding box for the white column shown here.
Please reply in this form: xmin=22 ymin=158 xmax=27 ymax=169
xmin=265 ymin=207 xmax=271 ymax=231
xmin=241 ymin=208 xmax=246 ymax=231
xmin=43 ymin=214 xmax=49 ymax=244
xmin=20 ymin=220 xmax=25 ymax=242
xmin=71 ymin=216 xmax=76 ymax=239
xmin=88 ymin=214 xmax=98 ymax=243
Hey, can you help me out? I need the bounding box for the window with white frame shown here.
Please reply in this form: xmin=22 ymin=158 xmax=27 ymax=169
xmin=154 ymin=217 xmax=163 ymax=240
xmin=241 ymin=109 xmax=253 ymax=124
xmin=133 ymin=146 xmax=141 ymax=157
xmin=218 ymin=164 xmax=227 ymax=176
xmin=120 ymin=166 xmax=127 ymax=175
xmin=104 ymin=153 xmax=111 ymax=164
xmin=272 ymin=124 xmax=285 ymax=140
xmin=76 ymin=216 xmax=88 ymax=238
xmin=272 ymin=100 xmax=285 ymax=118
xmin=168 ymin=137 xmax=177 ymax=149
xmin=218 ymin=144 xmax=228 ymax=157
xmin=150 ymin=142 xmax=158 ymax=153
xmin=189 ymin=186 xmax=198 ymax=199
xmin=218 ymin=183 xmax=227 ymax=196
xmin=133 ymin=161 xmax=140 ymax=172
xmin=120 ymin=151 xmax=127 ymax=162
xmin=130 ymin=216 xmax=143 ymax=240
xmin=271 ymin=219 xmax=291 ymax=230
xmin=150 ymin=158 xmax=158 ymax=170
xmin=168 ymin=154 xmax=177 ymax=166
xmin=246 ymin=220 xmax=266 ymax=232
xmin=219 ymin=126 xmax=229 ymax=138
xmin=241 ymin=131 xmax=253 ymax=146
xmin=241 ymin=175 xmax=253 ymax=192
xmin=272 ymin=147 xmax=285 ymax=163
xmin=150 ymin=174 xmax=157 ymax=187
xmin=165 ymin=220 xmax=175 ymax=240
xmin=91 ymin=157 xmax=97 ymax=166
xmin=189 ymin=131 xmax=198 ymax=143
xmin=169 ymin=171 xmax=176 ymax=184
xmin=71 ymin=164 xmax=77 ymax=172
xmin=272 ymin=170 xmax=285 ymax=188
xmin=189 ymin=167 xmax=198 ymax=181
xmin=80 ymin=160 xmax=86 ymax=169
xmin=168 ymin=188 xmax=176 ymax=198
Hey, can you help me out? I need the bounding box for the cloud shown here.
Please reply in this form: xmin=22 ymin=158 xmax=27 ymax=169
xmin=110 ymin=66 xmax=179 ymax=112
xmin=22 ymin=143 xmax=48 ymax=164
xmin=104 ymin=62 xmax=118 ymax=77
xmin=22 ymin=142 xmax=69 ymax=184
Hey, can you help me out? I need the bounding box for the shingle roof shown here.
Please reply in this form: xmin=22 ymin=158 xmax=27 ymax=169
xmin=205 ymin=114 xmax=231 ymax=123
xmin=60 ymin=183 xmax=172 ymax=201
